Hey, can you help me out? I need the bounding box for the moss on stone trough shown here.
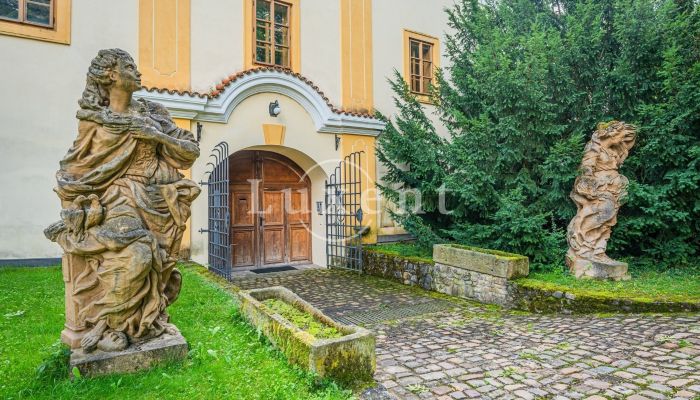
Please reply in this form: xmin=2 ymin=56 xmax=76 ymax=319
xmin=237 ymin=286 xmax=375 ymax=388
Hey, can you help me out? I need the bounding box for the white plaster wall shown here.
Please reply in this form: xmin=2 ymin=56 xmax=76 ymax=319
xmin=299 ymin=0 xmax=341 ymax=106
xmin=190 ymin=93 xmax=340 ymax=267
xmin=190 ymin=0 xmax=342 ymax=107
xmin=372 ymin=0 xmax=455 ymax=230
xmin=191 ymin=0 xmax=243 ymax=93
xmin=372 ymin=0 xmax=454 ymax=139
xmin=0 ymin=0 xmax=138 ymax=259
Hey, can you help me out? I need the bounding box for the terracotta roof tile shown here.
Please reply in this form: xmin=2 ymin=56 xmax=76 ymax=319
xmin=141 ymin=67 xmax=377 ymax=119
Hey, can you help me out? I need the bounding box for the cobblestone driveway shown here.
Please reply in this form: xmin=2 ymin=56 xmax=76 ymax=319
xmin=231 ymin=269 xmax=700 ymax=400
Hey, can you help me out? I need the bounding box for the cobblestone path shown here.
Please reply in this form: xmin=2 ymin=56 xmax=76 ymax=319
xmin=231 ymin=269 xmax=700 ymax=400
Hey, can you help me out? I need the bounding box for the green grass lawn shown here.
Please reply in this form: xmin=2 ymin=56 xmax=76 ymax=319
xmin=365 ymin=242 xmax=433 ymax=263
xmin=370 ymin=242 xmax=700 ymax=303
xmin=0 ymin=266 xmax=353 ymax=400
xmin=518 ymin=266 xmax=700 ymax=303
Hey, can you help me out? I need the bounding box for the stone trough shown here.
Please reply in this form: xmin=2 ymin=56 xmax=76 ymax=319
xmin=237 ymin=286 xmax=375 ymax=387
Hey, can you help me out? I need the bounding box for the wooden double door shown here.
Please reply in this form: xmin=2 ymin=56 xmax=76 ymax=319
xmin=229 ymin=151 xmax=312 ymax=268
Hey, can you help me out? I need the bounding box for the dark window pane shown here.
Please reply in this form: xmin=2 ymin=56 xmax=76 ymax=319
xmin=423 ymin=78 xmax=432 ymax=92
xmin=411 ymin=60 xmax=420 ymax=75
xmin=26 ymin=2 xmax=51 ymax=25
xmin=0 ymin=0 xmax=19 ymax=20
xmin=410 ymin=41 xmax=419 ymax=59
xmin=31 ymin=0 xmax=50 ymax=4
xmin=411 ymin=77 xmax=420 ymax=92
xmin=274 ymin=3 xmax=288 ymax=25
xmin=274 ymin=26 xmax=288 ymax=46
xmin=423 ymin=61 xmax=432 ymax=77
xmin=256 ymin=23 xmax=269 ymax=42
xmin=256 ymin=45 xmax=271 ymax=64
xmin=275 ymin=47 xmax=289 ymax=67
xmin=256 ymin=0 xmax=270 ymax=21
xmin=422 ymin=43 xmax=432 ymax=60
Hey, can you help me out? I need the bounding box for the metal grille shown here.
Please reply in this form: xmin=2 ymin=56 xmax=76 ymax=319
xmin=199 ymin=142 xmax=231 ymax=279
xmin=333 ymin=299 xmax=454 ymax=326
xmin=325 ymin=151 xmax=364 ymax=272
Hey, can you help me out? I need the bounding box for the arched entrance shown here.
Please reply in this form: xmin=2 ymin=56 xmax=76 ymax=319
xmin=229 ymin=150 xmax=312 ymax=268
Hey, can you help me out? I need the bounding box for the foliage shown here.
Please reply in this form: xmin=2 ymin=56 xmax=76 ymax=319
xmin=0 ymin=266 xmax=352 ymax=400
xmin=365 ymin=242 xmax=434 ymax=263
xmin=377 ymin=0 xmax=700 ymax=271
xmin=517 ymin=263 xmax=700 ymax=303
xmin=261 ymin=299 xmax=343 ymax=339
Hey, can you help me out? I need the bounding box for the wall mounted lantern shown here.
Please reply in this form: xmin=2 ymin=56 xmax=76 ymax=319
xmin=269 ymin=100 xmax=281 ymax=117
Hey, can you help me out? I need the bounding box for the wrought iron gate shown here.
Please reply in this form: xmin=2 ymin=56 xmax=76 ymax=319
xmin=325 ymin=151 xmax=365 ymax=272
xmin=200 ymin=142 xmax=231 ymax=279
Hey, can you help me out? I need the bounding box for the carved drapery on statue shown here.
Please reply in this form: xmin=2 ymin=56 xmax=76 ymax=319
xmin=45 ymin=49 xmax=200 ymax=353
xmin=566 ymin=121 xmax=635 ymax=280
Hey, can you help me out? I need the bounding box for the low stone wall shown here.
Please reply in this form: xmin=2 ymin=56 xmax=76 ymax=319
xmin=362 ymin=245 xmax=527 ymax=306
xmin=363 ymin=247 xmax=699 ymax=313
xmin=362 ymin=250 xmax=435 ymax=290
xmin=507 ymin=283 xmax=700 ymax=314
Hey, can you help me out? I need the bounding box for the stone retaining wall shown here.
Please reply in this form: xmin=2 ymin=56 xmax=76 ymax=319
xmin=362 ymin=245 xmax=526 ymax=306
xmin=507 ymin=283 xmax=700 ymax=314
xmin=362 ymin=248 xmax=700 ymax=313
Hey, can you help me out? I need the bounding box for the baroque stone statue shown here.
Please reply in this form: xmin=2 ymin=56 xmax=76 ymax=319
xmin=45 ymin=49 xmax=200 ymax=359
xmin=566 ymin=121 xmax=636 ymax=280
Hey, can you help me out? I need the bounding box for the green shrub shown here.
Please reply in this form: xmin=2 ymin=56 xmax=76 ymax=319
xmin=378 ymin=0 xmax=700 ymax=271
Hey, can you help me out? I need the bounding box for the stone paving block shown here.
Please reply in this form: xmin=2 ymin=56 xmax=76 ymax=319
xmin=232 ymin=269 xmax=700 ymax=400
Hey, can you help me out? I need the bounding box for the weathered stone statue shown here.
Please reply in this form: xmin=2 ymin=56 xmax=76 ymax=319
xmin=566 ymin=121 xmax=636 ymax=280
xmin=44 ymin=49 xmax=200 ymax=373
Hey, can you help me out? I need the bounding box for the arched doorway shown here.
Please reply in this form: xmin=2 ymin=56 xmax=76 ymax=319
xmin=229 ymin=150 xmax=312 ymax=268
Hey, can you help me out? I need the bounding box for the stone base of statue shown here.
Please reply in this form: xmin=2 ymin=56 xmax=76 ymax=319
xmin=566 ymin=253 xmax=631 ymax=281
xmin=70 ymin=330 xmax=188 ymax=378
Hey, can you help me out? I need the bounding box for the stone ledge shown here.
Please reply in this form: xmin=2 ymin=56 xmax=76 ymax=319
xmin=70 ymin=331 xmax=188 ymax=378
xmin=508 ymin=282 xmax=700 ymax=314
xmin=433 ymin=244 xmax=529 ymax=279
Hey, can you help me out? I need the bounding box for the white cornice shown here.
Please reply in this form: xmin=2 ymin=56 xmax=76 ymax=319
xmin=134 ymin=71 xmax=385 ymax=136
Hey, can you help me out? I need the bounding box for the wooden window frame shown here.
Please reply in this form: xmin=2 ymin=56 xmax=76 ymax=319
xmin=244 ymin=0 xmax=300 ymax=72
xmin=254 ymin=0 xmax=291 ymax=67
xmin=0 ymin=0 xmax=70 ymax=44
xmin=0 ymin=0 xmax=54 ymax=28
xmin=403 ymin=30 xmax=440 ymax=104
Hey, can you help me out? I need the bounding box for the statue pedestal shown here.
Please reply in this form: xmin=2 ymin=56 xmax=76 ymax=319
xmin=567 ymin=255 xmax=631 ymax=281
xmin=70 ymin=331 xmax=188 ymax=378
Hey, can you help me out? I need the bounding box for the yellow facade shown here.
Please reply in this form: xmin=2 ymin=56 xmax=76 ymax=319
xmin=139 ymin=0 xmax=191 ymax=91
xmin=339 ymin=134 xmax=378 ymax=244
xmin=340 ymin=0 xmax=373 ymax=113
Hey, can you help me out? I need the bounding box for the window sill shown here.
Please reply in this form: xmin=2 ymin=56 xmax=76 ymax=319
xmin=412 ymin=92 xmax=435 ymax=105
xmin=0 ymin=0 xmax=71 ymax=44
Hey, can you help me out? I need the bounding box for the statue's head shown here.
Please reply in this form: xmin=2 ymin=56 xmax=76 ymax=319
xmin=593 ymin=121 xmax=636 ymax=162
xmin=79 ymin=49 xmax=142 ymax=110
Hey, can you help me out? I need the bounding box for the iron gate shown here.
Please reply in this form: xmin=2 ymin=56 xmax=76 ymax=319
xmin=199 ymin=142 xmax=231 ymax=279
xmin=325 ymin=151 xmax=365 ymax=272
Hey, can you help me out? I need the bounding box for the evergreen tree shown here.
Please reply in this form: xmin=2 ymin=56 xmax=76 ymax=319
xmin=377 ymin=0 xmax=700 ymax=270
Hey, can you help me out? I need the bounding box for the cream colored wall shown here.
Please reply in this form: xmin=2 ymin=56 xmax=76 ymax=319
xmin=190 ymin=0 xmax=342 ymax=105
xmin=190 ymin=93 xmax=340 ymax=267
xmin=372 ymin=0 xmax=452 ymax=138
xmin=300 ymin=0 xmax=341 ymax=106
xmin=372 ymin=0 xmax=453 ymax=232
xmin=191 ymin=0 xmax=243 ymax=92
xmin=0 ymin=0 xmax=138 ymax=259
